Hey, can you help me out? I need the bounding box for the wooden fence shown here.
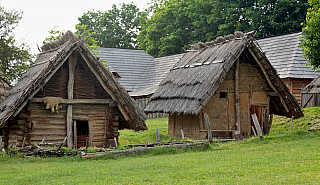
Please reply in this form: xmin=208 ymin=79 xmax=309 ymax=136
xmin=135 ymin=98 xmax=168 ymax=119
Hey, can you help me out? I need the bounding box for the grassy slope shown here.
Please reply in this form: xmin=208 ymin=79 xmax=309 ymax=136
xmin=1 ymin=107 xmax=320 ymax=184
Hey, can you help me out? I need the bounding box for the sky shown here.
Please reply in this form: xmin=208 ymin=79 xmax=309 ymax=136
xmin=0 ymin=0 xmax=149 ymax=54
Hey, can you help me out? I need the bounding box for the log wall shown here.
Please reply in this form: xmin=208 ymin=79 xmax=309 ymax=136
xmin=282 ymin=78 xmax=313 ymax=105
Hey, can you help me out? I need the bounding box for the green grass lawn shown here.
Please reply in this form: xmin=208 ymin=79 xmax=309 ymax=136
xmin=1 ymin=107 xmax=320 ymax=184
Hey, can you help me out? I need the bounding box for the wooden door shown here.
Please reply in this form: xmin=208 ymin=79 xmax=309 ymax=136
xmin=251 ymin=105 xmax=267 ymax=135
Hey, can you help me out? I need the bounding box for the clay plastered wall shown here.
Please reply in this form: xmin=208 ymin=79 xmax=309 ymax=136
xmin=203 ymin=61 xmax=270 ymax=136
xmin=168 ymin=114 xmax=201 ymax=139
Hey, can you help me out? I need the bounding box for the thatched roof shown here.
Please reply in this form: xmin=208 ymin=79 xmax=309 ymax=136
xmin=145 ymin=32 xmax=303 ymax=119
xmin=0 ymin=31 xmax=147 ymax=130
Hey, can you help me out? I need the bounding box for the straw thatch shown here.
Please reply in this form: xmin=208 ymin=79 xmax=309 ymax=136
xmin=0 ymin=31 xmax=147 ymax=130
xmin=145 ymin=32 xmax=303 ymax=119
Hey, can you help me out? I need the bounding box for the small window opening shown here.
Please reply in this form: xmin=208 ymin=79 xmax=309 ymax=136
xmin=220 ymin=92 xmax=227 ymax=99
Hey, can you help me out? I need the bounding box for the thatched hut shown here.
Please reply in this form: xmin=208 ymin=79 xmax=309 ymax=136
xmin=145 ymin=32 xmax=303 ymax=139
xmin=0 ymin=31 xmax=147 ymax=150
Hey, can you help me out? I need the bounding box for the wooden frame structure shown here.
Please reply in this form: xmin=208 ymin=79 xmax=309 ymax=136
xmin=0 ymin=31 xmax=147 ymax=150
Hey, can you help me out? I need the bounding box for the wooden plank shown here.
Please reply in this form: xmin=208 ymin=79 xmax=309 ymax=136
xmin=235 ymin=58 xmax=241 ymax=136
xmin=13 ymin=45 xmax=80 ymax=118
xmin=204 ymin=113 xmax=213 ymax=142
xmin=0 ymin=136 xmax=2 ymax=151
xmin=251 ymin=113 xmax=263 ymax=139
xmin=302 ymin=94 xmax=313 ymax=108
xmin=79 ymin=51 xmax=130 ymax=121
xmin=88 ymin=120 xmax=93 ymax=147
xmin=199 ymin=130 xmax=237 ymax=132
xmin=32 ymin=98 xmax=112 ymax=104
xmin=73 ymin=121 xmax=77 ymax=149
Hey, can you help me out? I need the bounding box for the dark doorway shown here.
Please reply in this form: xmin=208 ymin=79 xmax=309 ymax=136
xmin=75 ymin=120 xmax=88 ymax=149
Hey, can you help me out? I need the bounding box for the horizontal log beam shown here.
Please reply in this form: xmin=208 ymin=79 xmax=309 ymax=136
xmin=267 ymin=91 xmax=278 ymax=97
xmin=32 ymin=98 xmax=113 ymax=104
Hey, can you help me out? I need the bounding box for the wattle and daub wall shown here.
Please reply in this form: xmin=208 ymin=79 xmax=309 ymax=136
xmin=169 ymin=53 xmax=271 ymax=139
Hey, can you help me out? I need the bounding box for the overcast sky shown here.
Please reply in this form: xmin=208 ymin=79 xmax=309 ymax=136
xmin=1 ymin=0 xmax=149 ymax=54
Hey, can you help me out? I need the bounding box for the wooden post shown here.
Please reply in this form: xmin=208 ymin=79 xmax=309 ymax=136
xmin=251 ymin=113 xmax=263 ymax=139
xmin=155 ymin=127 xmax=160 ymax=142
xmin=251 ymin=126 xmax=257 ymax=137
xmin=0 ymin=136 xmax=2 ymax=151
xmin=73 ymin=121 xmax=77 ymax=149
xmin=235 ymin=58 xmax=241 ymax=136
xmin=181 ymin=129 xmax=185 ymax=141
xmin=290 ymin=116 xmax=294 ymax=135
xmin=67 ymin=52 xmax=77 ymax=149
xmin=204 ymin=113 xmax=213 ymax=143
xmin=114 ymin=137 xmax=118 ymax=148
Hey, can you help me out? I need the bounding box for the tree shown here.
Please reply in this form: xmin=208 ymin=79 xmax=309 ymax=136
xmin=43 ymin=25 xmax=100 ymax=54
xmin=300 ymin=0 xmax=320 ymax=70
xmin=0 ymin=6 xmax=32 ymax=86
xmin=77 ymin=2 xmax=141 ymax=49
xmin=138 ymin=0 xmax=309 ymax=57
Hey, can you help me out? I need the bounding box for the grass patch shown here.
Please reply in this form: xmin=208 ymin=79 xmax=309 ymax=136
xmin=1 ymin=107 xmax=320 ymax=184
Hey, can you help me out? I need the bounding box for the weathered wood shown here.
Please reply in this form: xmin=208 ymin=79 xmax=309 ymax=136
xmin=89 ymin=120 xmax=93 ymax=147
xmin=79 ymin=51 xmax=130 ymax=121
xmin=32 ymin=98 xmax=112 ymax=104
xmin=302 ymin=94 xmax=314 ymax=108
xmin=181 ymin=129 xmax=185 ymax=141
xmin=73 ymin=121 xmax=77 ymax=149
xmin=290 ymin=116 xmax=294 ymax=135
xmin=251 ymin=113 xmax=263 ymax=139
xmin=13 ymin=45 xmax=80 ymax=118
xmin=40 ymin=137 xmax=46 ymax=145
xmin=109 ymin=101 xmax=118 ymax=108
xmin=67 ymin=105 xmax=73 ymax=148
xmin=248 ymin=48 xmax=290 ymax=113
xmin=0 ymin=136 xmax=2 ymax=151
xmin=267 ymin=91 xmax=278 ymax=96
xmin=58 ymin=136 xmax=68 ymax=150
xmin=235 ymin=58 xmax=240 ymax=136
xmin=251 ymin=126 xmax=257 ymax=137
xmin=156 ymin=127 xmax=160 ymax=142
xmin=199 ymin=130 xmax=237 ymax=132
xmin=204 ymin=113 xmax=213 ymax=142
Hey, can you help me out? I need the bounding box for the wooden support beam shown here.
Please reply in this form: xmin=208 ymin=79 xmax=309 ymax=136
xmin=204 ymin=113 xmax=213 ymax=143
xmin=32 ymin=98 xmax=112 ymax=104
xmin=251 ymin=113 xmax=263 ymax=139
xmin=248 ymin=48 xmax=290 ymax=113
xmin=267 ymin=92 xmax=278 ymax=96
xmin=67 ymin=52 xmax=77 ymax=149
xmin=234 ymin=58 xmax=241 ymax=136
xmin=13 ymin=44 xmax=81 ymax=118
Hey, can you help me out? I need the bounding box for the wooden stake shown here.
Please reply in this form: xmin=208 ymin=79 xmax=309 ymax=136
xmin=204 ymin=113 xmax=213 ymax=143
xmin=235 ymin=58 xmax=241 ymax=136
xmin=156 ymin=127 xmax=160 ymax=142
xmin=181 ymin=129 xmax=185 ymax=141
xmin=291 ymin=116 xmax=294 ymax=135
xmin=114 ymin=137 xmax=118 ymax=148
xmin=251 ymin=126 xmax=257 ymax=137
xmin=0 ymin=136 xmax=2 ymax=151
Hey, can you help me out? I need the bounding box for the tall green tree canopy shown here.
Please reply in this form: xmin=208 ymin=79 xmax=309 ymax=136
xmin=300 ymin=0 xmax=320 ymax=70
xmin=0 ymin=6 xmax=32 ymax=86
xmin=77 ymin=2 xmax=141 ymax=49
xmin=138 ymin=0 xmax=309 ymax=57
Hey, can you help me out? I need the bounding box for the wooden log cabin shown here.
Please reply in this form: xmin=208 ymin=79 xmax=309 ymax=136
xmin=0 ymin=31 xmax=147 ymax=150
xmin=145 ymin=32 xmax=303 ymax=139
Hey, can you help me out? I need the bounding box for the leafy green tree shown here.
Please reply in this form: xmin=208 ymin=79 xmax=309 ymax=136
xmin=138 ymin=0 xmax=309 ymax=57
xmin=77 ymin=2 xmax=141 ymax=49
xmin=0 ymin=6 xmax=33 ymax=86
xmin=43 ymin=25 xmax=100 ymax=54
xmin=300 ymin=0 xmax=320 ymax=70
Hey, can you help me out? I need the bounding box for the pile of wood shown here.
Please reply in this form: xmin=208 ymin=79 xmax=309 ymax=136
xmin=14 ymin=145 xmax=78 ymax=157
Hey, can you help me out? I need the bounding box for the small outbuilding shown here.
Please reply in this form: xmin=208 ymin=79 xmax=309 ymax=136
xmin=0 ymin=31 xmax=147 ymax=150
xmin=301 ymin=75 xmax=320 ymax=108
xmin=145 ymin=32 xmax=303 ymax=139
